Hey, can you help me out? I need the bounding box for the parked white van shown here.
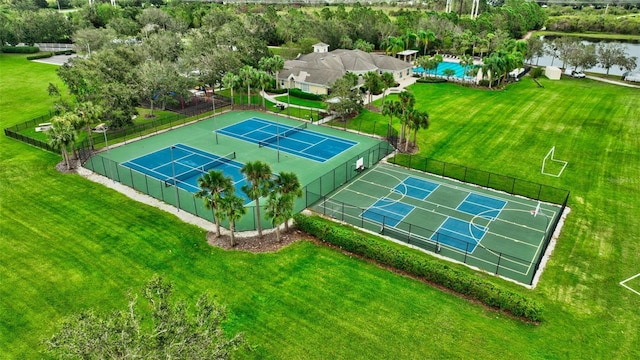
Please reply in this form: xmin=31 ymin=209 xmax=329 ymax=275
xmin=623 ymin=72 xmax=640 ymax=83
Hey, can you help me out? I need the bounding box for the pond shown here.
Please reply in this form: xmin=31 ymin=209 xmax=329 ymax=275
xmin=532 ymin=37 xmax=640 ymax=76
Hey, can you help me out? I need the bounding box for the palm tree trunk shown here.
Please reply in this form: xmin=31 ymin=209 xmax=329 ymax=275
xmin=229 ymin=222 xmax=236 ymax=247
xmin=214 ymin=209 xmax=221 ymax=238
xmin=255 ymin=198 xmax=262 ymax=237
xmin=62 ymin=147 xmax=71 ymax=169
xmin=275 ymin=224 xmax=281 ymax=242
xmin=284 ymin=218 xmax=289 ymax=232
xmin=230 ymin=88 xmax=235 ymax=109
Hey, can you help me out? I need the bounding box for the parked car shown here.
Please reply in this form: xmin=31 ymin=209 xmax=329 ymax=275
xmin=564 ymin=69 xmax=586 ymax=78
xmin=623 ymin=72 xmax=640 ymax=83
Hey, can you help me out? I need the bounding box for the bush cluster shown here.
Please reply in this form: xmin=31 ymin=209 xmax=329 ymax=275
xmin=289 ymin=88 xmax=323 ymax=101
xmin=54 ymin=50 xmax=73 ymax=55
xmin=293 ymin=213 xmax=544 ymax=322
xmin=2 ymin=46 xmax=39 ymax=54
xmin=26 ymin=52 xmax=53 ymax=60
xmin=416 ymin=78 xmax=448 ymax=84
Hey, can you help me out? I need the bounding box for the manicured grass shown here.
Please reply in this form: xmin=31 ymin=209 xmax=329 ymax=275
xmin=2 ymin=53 xmax=640 ymax=359
xmin=273 ymin=94 xmax=327 ymax=109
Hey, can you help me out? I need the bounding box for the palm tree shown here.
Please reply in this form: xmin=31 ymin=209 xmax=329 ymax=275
xmin=382 ymin=99 xmax=400 ymax=141
xmin=380 ymin=72 xmax=395 ymax=105
xmin=218 ymin=192 xmax=246 ymax=247
xmin=402 ymin=28 xmax=416 ymax=51
xmin=272 ymin=172 xmax=302 ymax=232
xmin=259 ymin=55 xmax=284 ymax=89
xmin=255 ymin=70 xmax=273 ymax=109
xmin=47 ymin=115 xmax=76 ymax=170
xmin=398 ymin=91 xmax=415 ymax=150
xmin=75 ymin=101 xmax=103 ymax=150
xmin=222 ymin=72 xmax=239 ymax=109
xmin=384 ymin=36 xmax=405 ymax=57
xmin=432 ymin=54 xmax=443 ymax=77
xmin=411 ymin=110 xmax=430 ymax=148
xmin=265 ymin=193 xmax=288 ymax=243
xmin=459 ymin=54 xmax=474 ymax=82
xmin=241 ymin=161 xmax=273 ymax=238
xmin=416 ymin=29 xmax=436 ymax=56
xmin=196 ymin=170 xmax=234 ymax=238
xmin=238 ymin=65 xmax=256 ymax=107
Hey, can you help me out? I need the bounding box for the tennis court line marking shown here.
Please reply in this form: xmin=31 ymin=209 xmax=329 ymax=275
xmin=356 ymin=166 xmax=544 ymax=270
xmin=398 ymin=176 xmax=440 ymax=200
xmin=251 ymin=117 xmax=359 ymax=146
xmin=123 ymin=144 xmax=243 ymax=192
xmin=323 ymin=204 xmax=534 ymax=276
xmin=620 ymin=273 xmax=640 ymax=296
xmin=429 ymin=216 xmax=481 ymax=253
xmin=456 ymin=192 xmax=507 ymax=221
xmin=379 ymin=164 xmax=550 ymax=212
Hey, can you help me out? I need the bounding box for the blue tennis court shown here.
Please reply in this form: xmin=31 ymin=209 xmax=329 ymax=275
xmin=361 ymin=198 xmax=415 ymax=227
xmin=217 ymin=117 xmax=357 ymax=162
xmin=122 ymin=144 xmax=250 ymax=202
xmin=456 ymin=193 xmax=506 ymax=221
xmin=431 ymin=217 xmax=487 ymax=253
xmin=393 ymin=176 xmax=439 ymax=200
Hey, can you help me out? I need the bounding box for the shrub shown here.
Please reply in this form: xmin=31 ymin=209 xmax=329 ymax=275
xmin=416 ymin=78 xmax=448 ymax=84
xmin=54 ymin=50 xmax=74 ymax=55
xmin=289 ymin=88 xmax=323 ymax=101
xmin=294 ymin=213 xmax=544 ymax=322
xmin=529 ymin=67 xmax=544 ymax=79
xmin=26 ymin=52 xmax=53 ymax=60
xmin=2 ymin=46 xmax=40 ymax=54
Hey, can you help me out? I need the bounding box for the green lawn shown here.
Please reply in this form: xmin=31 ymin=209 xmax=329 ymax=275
xmin=274 ymin=94 xmax=327 ymax=109
xmin=2 ymin=53 xmax=640 ymax=359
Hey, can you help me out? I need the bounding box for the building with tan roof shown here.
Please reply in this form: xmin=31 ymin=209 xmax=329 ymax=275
xmin=278 ymin=43 xmax=414 ymax=95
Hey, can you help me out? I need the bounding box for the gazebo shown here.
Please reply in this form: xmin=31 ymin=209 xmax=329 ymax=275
xmin=396 ymin=50 xmax=418 ymax=64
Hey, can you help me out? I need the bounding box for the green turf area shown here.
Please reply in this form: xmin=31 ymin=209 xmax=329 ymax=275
xmin=274 ymin=94 xmax=327 ymax=109
xmin=2 ymin=53 xmax=640 ymax=358
xmin=314 ymin=163 xmax=562 ymax=284
xmin=86 ymin=110 xmax=385 ymax=231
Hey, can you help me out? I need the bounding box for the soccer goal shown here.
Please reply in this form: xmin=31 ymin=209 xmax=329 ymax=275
xmin=541 ymin=146 xmax=568 ymax=177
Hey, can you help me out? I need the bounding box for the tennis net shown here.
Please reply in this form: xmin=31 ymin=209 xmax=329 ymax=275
xmin=258 ymin=122 xmax=307 ymax=148
xmin=167 ymin=152 xmax=236 ymax=184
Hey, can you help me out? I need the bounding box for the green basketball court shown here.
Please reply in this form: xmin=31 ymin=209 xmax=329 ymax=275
xmin=309 ymin=162 xmax=564 ymax=285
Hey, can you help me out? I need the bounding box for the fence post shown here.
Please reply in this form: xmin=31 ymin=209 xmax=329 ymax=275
xmin=496 ymin=253 xmax=502 ymax=274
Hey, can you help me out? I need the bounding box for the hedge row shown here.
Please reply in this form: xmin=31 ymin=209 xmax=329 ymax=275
xmin=2 ymin=45 xmax=39 ymax=54
xmin=289 ymin=88 xmax=323 ymax=101
xmin=293 ymin=213 xmax=544 ymax=322
xmin=26 ymin=52 xmax=53 ymax=60
xmin=416 ymin=78 xmax=448 ymax=84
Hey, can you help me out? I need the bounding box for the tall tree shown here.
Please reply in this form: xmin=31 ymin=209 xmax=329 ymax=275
xmin=383 ymin=36 xmax=404 ymax=56
xmin=416 ymin=29 xmax=436 ymax=56
xmin=75 ymin=101 xmax=103 ymax=150
xmin=363 ymin=71 xmax=383 ymax=105
xmin=238 ymin=65 xmax=257 ymax=107
xmin=398 ymin=91 xmax=415 ymax=149
xmin=222 ymin=72 xmax=240 ymax=109
xmin=45 ymin=276 xmax=246 ymax=359
xmin=382 ymin=99 xmax=400 ymax=141
xmin=326 ymin=73 xmax=363 ymax=122
xmin=272 ymin=172 xmax=302 ymax=233
xmin=218 ymin=191 xmax=246 ymax=247
xmin=241 ymin=161 xmax=273 ymax=238
xmin=196 ymin=170 xmax=234 ymax=240
xmin=255 ymin=70 xmax=273 ymax=109
xmin=47 ymin=114 xmax=77 ymax=170
xmin=380 ymin=72 xmax=396 ymax=105
xmin=258 ymin=55 xmax=285 ymax=89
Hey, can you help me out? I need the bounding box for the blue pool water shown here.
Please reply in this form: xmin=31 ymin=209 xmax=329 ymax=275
xmin=413 ymin=61 xmax=475 ymax=79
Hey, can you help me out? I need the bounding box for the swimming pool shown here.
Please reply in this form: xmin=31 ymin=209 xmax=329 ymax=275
xmin=413 ymin=61 xmax=476 ymax=80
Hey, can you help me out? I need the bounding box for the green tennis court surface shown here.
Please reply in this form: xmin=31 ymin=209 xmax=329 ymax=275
xmin=310 ymin=162 xmax=564 ymax=285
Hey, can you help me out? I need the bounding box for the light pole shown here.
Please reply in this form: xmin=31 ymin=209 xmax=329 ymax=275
xmin=103 ymin=130 xmax=113 ymax=182
xmin=212 ymin=93 xmax=218 ymax=144
xmin=170 ymin=145 xmax=180 ymax=212
xmin=287 ymin=87 xmax=291 ymax=118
